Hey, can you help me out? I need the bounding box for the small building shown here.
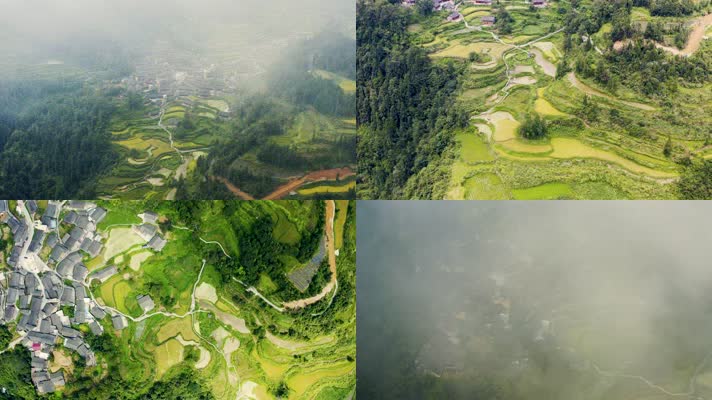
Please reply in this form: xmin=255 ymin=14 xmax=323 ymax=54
xmin=473 ymin=0 xmax=492 ymax=4
xmin=89 ymin=265 xmax=118 ymax=284
xmin=89 ymin=207 xmax=107 ymax=223
xmin=50 ymin=372 xmax=65 ymax=388
xmin=142 ymin=211 xmax=159 ymax=224
xmin=532 ymin=0 xmax=546 ymax=7
xmin=112 ymin=314 xmax=128 ymax=330
xmin=146 ymin=234 xmax=167 ymax=252
xmin=66 ymin=201 xmax=95 ymax=211
xmin=26 ymin=200 xmax=38 ymax=215
xmin=447 ymin=12 xmax=462 ymax=22
xmin=482 ymin=15 xmax=496 ymax=26
xmin=134 ymin=224 xmax=158 ymax=241
xmin=63 ymin=211 xmax=78 ymax=225
xmin=137 ymin=295 xmax=155 ymax=313
xmin=89 ymin=320 xmax=104 ymax=336
xmin=90 ymin=305 xmax=107 ymax=320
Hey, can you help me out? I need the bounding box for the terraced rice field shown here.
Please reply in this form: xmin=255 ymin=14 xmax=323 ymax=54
xmin=297 ymin=181 xmax=355 ymax=196
xmin=412 ymin=12 xmax=687 ymax=199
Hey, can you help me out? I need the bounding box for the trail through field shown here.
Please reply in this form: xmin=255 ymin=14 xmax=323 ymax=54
xmin=592 ymin=347 xmax=712 ymax=398
xmin=566 ymin=72 xmax=657 ymax=111
xmin=157 ymin=98 xmax=185 ymax=162
xmin=283 ymin=200 xmax=338 ymax=310
xmin=656 ymin=13 xmax=712 ymax=57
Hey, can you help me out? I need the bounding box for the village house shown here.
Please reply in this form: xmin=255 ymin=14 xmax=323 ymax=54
xmin=112 ymin=314 xmax=128 ymax=330
xmin=472 ymin=0 xmax=492 ymax=4
xmin=482 ymin=15 xmax=496 ymax=26
xmin=137 ymin=294 xmax=155 ymax=313
xmin=89 ymin=265 xmax=118 ymax=284
xmin=532 ymin=0 xmax=546 ymax=7
xmin=146 ymin=234 xmax=167 ymax=252
xmin=134 ymin=223 xmax=158 ymax=242
xmin=447 ymin=12 xmax=462 ymax=22
xmin=142 ymin=210 xmax=159 ymax=224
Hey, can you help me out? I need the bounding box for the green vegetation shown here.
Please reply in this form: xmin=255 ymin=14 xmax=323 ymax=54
xmin=363 ymin=0 xmax=712 ymax=199
xmin=0 ymin=80 xmax=117 ymax=198
xmin=0 ymin=349 xmax=37 ymax=399
xmin=357 ymin=0 xmax=468 ymax=199
xmin=1 ymin=200 xmax=355 ymax=399
xmin=679 ymin=159 xmax=712 ymax=199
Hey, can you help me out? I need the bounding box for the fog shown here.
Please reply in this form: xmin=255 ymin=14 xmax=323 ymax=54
xmin=357 ymin=201 xmax=712 ymax=400
xmin=0 ymin=0 xmax=354 ymax=85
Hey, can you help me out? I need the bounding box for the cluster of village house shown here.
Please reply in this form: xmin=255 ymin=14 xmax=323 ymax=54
xmin=403 ymin=0 xmax=547 ymax=24
xmin=0 ymin=201 xmax=165 ymax=394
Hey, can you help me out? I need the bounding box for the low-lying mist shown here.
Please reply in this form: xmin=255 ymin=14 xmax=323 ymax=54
xmin=0 ymin=0 xmax=354 ymax=84
xmin=357 ymin=201 xmax=712 ymax=400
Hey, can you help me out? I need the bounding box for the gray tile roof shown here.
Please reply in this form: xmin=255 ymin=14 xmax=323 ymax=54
xmin=147 ymin=234 xmax=167 ymax=252
xmin=63 ymin=211 xmax=78 ymax=225
xmin=73 ymin=264 xmax=89 ymax=281
xmin=27 ymin=331 xmax=57 ymax=345
xmin=90 ymin=207 xmax=107 ymax=223
xmin=26 ymin=200 xmax=38 ymax=214
xmin=142 ymin=211 xmax=158 ymax=224
xmin=112 ymin=315 xmax=127 ymax=330
xmin=49 ymin=245 xmax=68 ymax=262
xmin=135 ymin=223 xmax=158 ymax=241
xmin=89 ymin=320 xmax=103 ymax=336
xmin=28 ymin=230 xmax=45 ymax=253
xmin=89 ymin=265 xmax=118 ymax=283
xmin=137 ymin=295 xmax=155 ymax=312
xmin=3 ymin=305 xmax=18 ymax=321
xmin=66 ymin=201 xmax=94 ymax=210
xmin=90 ymin=305 xmax=106 ymax=320
xmin=50 ymin=371 xmax=65 ymax=387
xmin=60 ymin=287 xmax=75 ymax=306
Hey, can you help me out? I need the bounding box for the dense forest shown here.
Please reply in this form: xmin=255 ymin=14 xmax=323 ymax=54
xmin=0 ymin=81 xmax=118 ymax=198
xmin=357 ymin=0 xmax=468 ymax=199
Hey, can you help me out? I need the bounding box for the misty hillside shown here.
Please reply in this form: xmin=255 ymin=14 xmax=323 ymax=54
xmin=0 ymin=0 xmax=356 ymax=199
xmin=358 ymin=201 xmax=712 ymax=400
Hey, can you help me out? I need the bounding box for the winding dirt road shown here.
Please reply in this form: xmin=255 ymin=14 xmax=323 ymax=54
xmin=217 ymin=167 xmax=354 ymax=200
xmin=566 ymin=72 xmax=657 ymax=111
xmin=263 ymin=167 xmax=355 ymax=200
xmin=283 ymin=200 xmax=337 ymax=310
xmin=216 ymin=176 xmax=255 ymax=200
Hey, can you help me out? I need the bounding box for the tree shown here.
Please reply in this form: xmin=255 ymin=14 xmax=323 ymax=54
xmin=679 ymin=160 xmax=712 ymax=199
xmin=579 ymin=95 xmax=600 ymax=122
xmin=663 ymin=136 xmax=673 ymax=157
xmin=416 ymin=0 xmax=433 ymax=16
xmin=126 ymin=91 xmax=144 ymax=110
xmin=519 ymin=113 xmax=548 ymax=139
xmin=495 ymin=7 xmax=514 ymax=34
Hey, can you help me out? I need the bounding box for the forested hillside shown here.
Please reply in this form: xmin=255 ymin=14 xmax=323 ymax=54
xmin=0 ymin=81 xmax=117 ymax=198
xmin=357 ymin=0 xmax=468 ymax=199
